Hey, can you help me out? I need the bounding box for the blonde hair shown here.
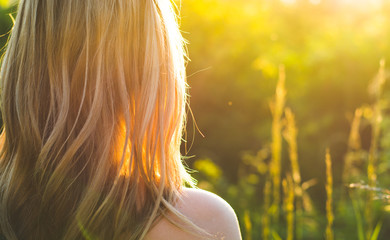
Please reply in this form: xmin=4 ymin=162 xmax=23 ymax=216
xmin=0 ymin=0 xmax=195 ymax=239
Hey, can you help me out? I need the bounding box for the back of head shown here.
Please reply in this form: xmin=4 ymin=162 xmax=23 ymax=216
xmin=0 ymin=0 xmax=191 ymax=239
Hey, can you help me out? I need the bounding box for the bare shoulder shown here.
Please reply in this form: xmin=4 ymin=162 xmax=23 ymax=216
xmin=177 ymin=188 xmax=242 ymax=239
xmin=145 ymin=188 xmax=242 ymax=240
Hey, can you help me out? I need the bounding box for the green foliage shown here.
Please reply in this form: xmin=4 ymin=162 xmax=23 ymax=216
xmin=193 ymin=159 xmax=222 ymax=180
xmin=178 ymin=0 xmax=390 ymax=238
xmin=0 ymin=0 xmax=14 ymax=9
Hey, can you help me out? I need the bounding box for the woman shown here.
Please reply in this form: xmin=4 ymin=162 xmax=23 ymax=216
xmin=0 ymin=0 xmax=241 ymax=239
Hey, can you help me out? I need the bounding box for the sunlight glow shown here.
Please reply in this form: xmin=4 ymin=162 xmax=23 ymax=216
xmin=281 ymin=0 xmax=382 ymax=7
xmin=309 ymin=0 xmax=321 ymax=5
xmin=341 ymin=0 xmax=382 ymax=4
xmin=280 ymin=0 xmax=296 ymax=5
xmin=337 ymin=0 xmax=383 ymax=8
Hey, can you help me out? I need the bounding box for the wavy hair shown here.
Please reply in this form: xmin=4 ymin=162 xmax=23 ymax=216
xmin=0 ymin=0 xmax=195 ymax=239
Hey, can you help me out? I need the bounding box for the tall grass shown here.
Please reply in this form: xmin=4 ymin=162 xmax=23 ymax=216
xmin=269 ymin=65 xmax=286 ymax=224
xmin=344 ymin=108 xmax=363 ymax=182
xmin=345 ymin=108 xmax=365 ymax=240
xmin=283 ymin=107 xmax=303 ymax=239
xmin=238 ymin=60 xmax=388 ymax=239
xmin=262 ymin=178 xmax=271 ymax=240
xmin=283 ymin=108 xmax=301 ymax=193
xmin=264 ymin=65 xmax=313 ymax=240
xmin=325 ymin=148 xmax=334 ymax=240
xmin=243 ymin=210 xmax=252 ymax=240
xmin=283 ymin=175 xmax=295 ymax=240
xmin=365 ymin=59 xmax=386 ymax=239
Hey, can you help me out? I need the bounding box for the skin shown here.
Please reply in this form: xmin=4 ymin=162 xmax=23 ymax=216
xmin=145 ymin=188 xmax=242 ymax=240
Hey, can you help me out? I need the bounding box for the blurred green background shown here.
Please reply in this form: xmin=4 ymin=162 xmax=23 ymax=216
xmin=2 ymin=0 xmax=390 ymax=239
xmin=178 ymin=0 xmax=390 ymax=239
xmin=181 ymin=0 xmax=389 ymax=187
